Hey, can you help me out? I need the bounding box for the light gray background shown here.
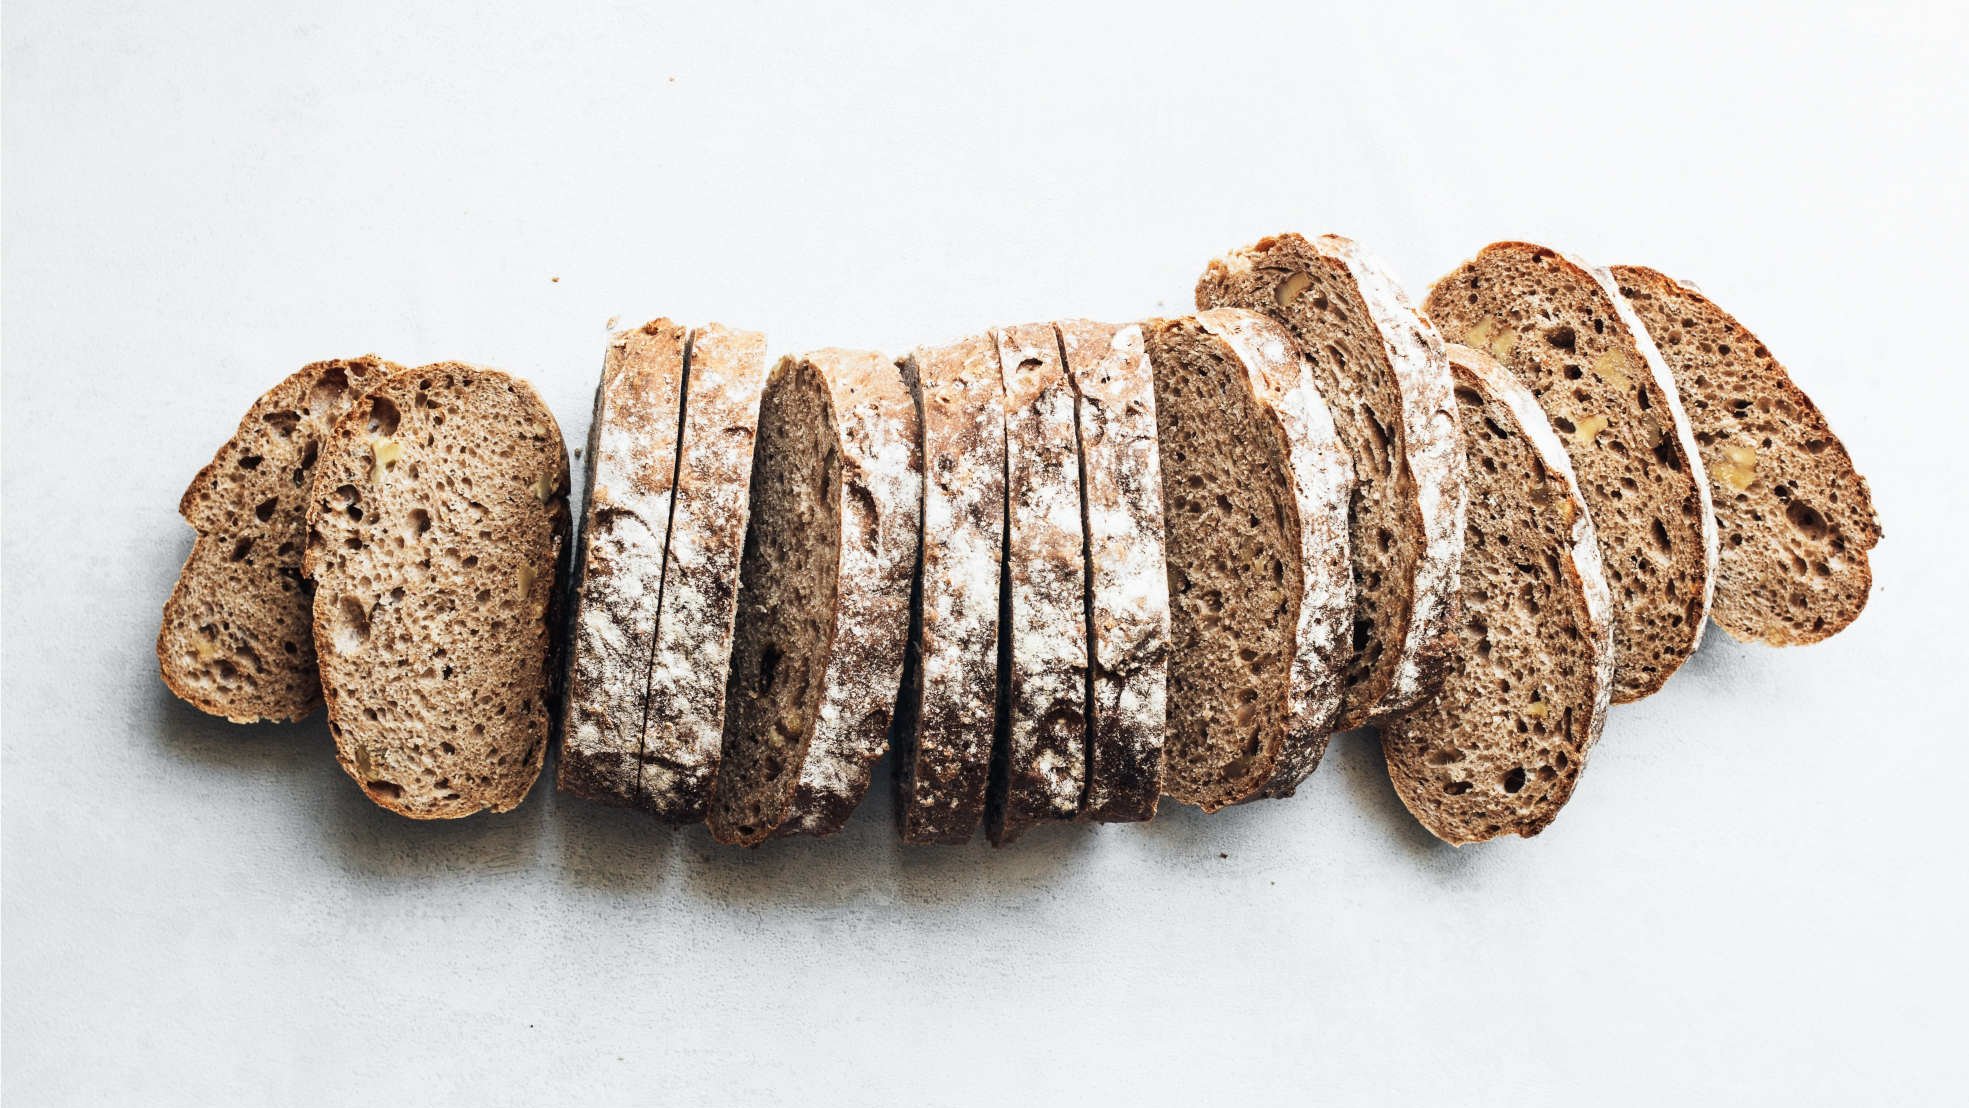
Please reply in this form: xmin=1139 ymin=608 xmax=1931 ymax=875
xmin=5 ymin=1 xmax=1965 ymax=1103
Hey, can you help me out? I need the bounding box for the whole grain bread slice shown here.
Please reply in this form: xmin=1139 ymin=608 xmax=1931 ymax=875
xmin=159 ymin=355 xmax=397 ymax=723
xmin=985 ymin=324 xmax=1090 ymax=845
xmin=636 ymin=323 xmax=770 ymax=823
xmin=1143 ymin=311 xmax=1353 ymax=811
xmin=557 ymin=320 xmax=688 ymax=807
xmin=1425 ymin=243 xmax=1717 ymax=701
xmin=707 ymin=349 xmax=921 ymax=845
xmin=303 ymin=363 xmax=570 ymax=818
xmin=1611 ymin=266 xmax=1881 ymax=645
xmin=1196 ymin=233 xmax=1466 ymax=729
xmin=1381 ymin=344 xmax=1615 ymax=844
xmin=895 ymin=334 xmax=1005 ymax=844
xmin=1055 ymin=319 xmax=1170 ymax=824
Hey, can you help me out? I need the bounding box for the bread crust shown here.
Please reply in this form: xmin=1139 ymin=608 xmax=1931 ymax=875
xmin=1055 ymin=320 xmax=1170 ymax=824
xmin=159 ymin=355 xmax=397 ymax=723
xmin=1197 ymin=309 xmax=1354 ymax=799
xmin=637 ymin=323 xmax=769 ymax=822
xmin=1611 ymin=265 xmax=1879 ymax=645
xmin=895 ymin=335 xmax=1005 ymax=844
xmin=557 ymin=321 xmax=687 ymax=807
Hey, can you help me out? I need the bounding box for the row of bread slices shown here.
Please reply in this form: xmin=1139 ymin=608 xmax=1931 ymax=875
xmin=158 ymin=234 xmax=1880 ymax=845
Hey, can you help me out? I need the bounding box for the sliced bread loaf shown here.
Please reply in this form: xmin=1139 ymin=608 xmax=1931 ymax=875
xmin=1054 ymin=319 xmax=1170 ymax=824
xmin=303 ymin=363 xmax=570 ymax=818
xmin=1143 ymin=311 xmax=1352 ymax=812
xmin=708 ymin=349 xmax=921 ymax=845
xmin=1611 ymin=266 xmax=1881 ymax=645
xmin=1382 ymin=344 xmax=1615 ymax=844
xmin=558 ymin=320 xmax=688 ymax=807
xmin=1425 ymin=243 xmax=1716 ymax=701
xmin=1196 ymin=233 xmax=1465 ymax=729
xmin=637 ymin=323 xmax=769 ymax=823
xmin=895 ymin=334 xmax=1005 ymax=844
xmin=159 ymin=355 xmax=397 ymax=722
xmin=985 ymin=324 xmax=1090 ymax=845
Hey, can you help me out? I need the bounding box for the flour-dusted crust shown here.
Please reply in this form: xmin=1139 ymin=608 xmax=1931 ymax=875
xmin=1382 ymin=344 xmax=1614 ymax=844
xmin=777 ymin=350 xmax=923 ymax=838
xmin=159 ymin=355 xmax=397 ymax=723
xmin=1198 ymin=309 xmax=1355 ymax=798
xmin=638 ymin=323 xmax=769 ymax=822
xmin=1612 ymin=265 xmax=1878 ymax=645
xmin=1055 ymin=320 xmax=1169 ymax=824
xmin=557 ymin=321 xmax=687 ymax=806
xmin=986 ymin=324 xmax=1089 ymax=845
xmin=895 ymin=335 xmax=1005 ymax=844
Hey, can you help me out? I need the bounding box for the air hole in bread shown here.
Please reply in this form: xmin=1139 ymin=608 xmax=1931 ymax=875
xmin=255 ymin=497 xmax=278 ymax=523
xmin=1785 ymin=500 xmax=1828 ymax=541
xmin=238 ymin=454 xmax=264 ymax=470
xmin=230 ymin=538 xmax=254 ymax=562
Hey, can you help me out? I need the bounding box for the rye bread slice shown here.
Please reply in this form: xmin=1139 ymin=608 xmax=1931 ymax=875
xmin=1196 ymin=233 xmax=1466 ymax=729
xmin=1611 ymin=266 xmax=1881 ymax=645
xmin=159 ymin=355 xmax=397 ymax=723
xmin=1425 ymin=243 xmax=1717 ymax=702
xmin=1054 ymin=319 xmax=1170 ymax=824
xmin=637 ymin=323 xmax=769 ymax=823
xmin=707 ymin=349 xmax=921 ymax=845
xmin=1144 ymin=311 xmax=1352 ymax=811
xmin=894 ymin=334 xmax=1005 ymax=844
xmin=303 ymin=363 xmax=571 ymax=818
xmin=557 ymin=320 xmax=688 ymax=807
xmin=985 ymin=324 xmax=1090 ymax=845
xmin=1381 ymin=344 xmax=1615 ymax=845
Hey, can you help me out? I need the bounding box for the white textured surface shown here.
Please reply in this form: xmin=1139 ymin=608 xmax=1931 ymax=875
xmin=2 ymin=1 xmax=1964 ymax=1104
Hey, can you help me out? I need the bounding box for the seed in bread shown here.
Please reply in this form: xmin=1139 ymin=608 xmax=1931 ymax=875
xmin=985 ymin=324 xmax=1090 ymax=845
xmin=1197 ymin=233 xmax=1465 ymax=729
xmin=1055 ymin=319 xmax=1170 ymax=824
xmin=303 ymin=363 xmax=570 ymax=818
xmin=895 ymin=334 xmax=1005 ymax=844
xmin=159 ymin=355 xmax=397 ymax=723
xmin=708 ymin=349 xmax=921 ymax=845
xmin=1144 ymin=312 xmax=1352 ymax=812
xmin=558 ymin=321 xmax=687 ymax=807
xmin=637 ymin=323 xmax=769 ymax=823
xmin=1611 ymin=266 xmax=1881 ymax=645
xmin=1381 ymin=344 xmax=1615 ymax=845
xmin=1425 ymin=243 xmax=1717 ymax=702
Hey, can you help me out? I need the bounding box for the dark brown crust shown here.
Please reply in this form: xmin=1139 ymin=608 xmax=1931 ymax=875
xmin=894 ymin=335 xmax=1005 ymax=844
xmin=158 ymin=355 xmax=397 ymax=723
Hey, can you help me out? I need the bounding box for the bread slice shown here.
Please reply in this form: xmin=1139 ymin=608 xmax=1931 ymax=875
xmin=557 ymin=320 xmax=687 ymax=807
xmin=1425 ymin=243 xmax=1717 ymax=702
xmin=1143 ymin=311 xmax=1352 ymax=811
xmin=1611 ymin=266 xmax=1881 ymax=645
xmin=1381 ymin=344 xmax=1615 ymax=845
xmin=1055 ymin=319 xmax=1170 ymax=824
xmin=894 ymin=334 xmax=1005 ymax=844
xmin=708 ymin=350 xmax=921 ymax=845
xmin=637 ymin=323 xmax=770 ymax=822
xmin=985 ymin=324 xmax=1090 ymax=845
xmin=1196 ymin=233 xmax=1465 ymax=729
xmin=159 ymin=355 xmax=397 ymax=723
xmin=303 ymin=363 xmax=571 ymax=818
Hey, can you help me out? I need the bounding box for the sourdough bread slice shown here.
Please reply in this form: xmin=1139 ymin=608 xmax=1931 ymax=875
xmin=1144 ymin=312 xmax=1352 ymax=811
xmin=1425 ymin=243 xmax=1717 ymax=701
xmin=708 ymin=349 xmax=921 ymax=845
xmin=1381 ymin=344 xmax=1615 ymax=844
xmin=637 ymin=323 xmax=769 ymax=823
xmin=1196 ymin=233 xmax=1465 ymax=729
xmin=1055 ymin=319 xmax=1170 ymax=824
xmin=985 ymin=324 xmax=1090 ymax=845
xmin=895 ymin=334 xmax=1005 ymax=844
xmin=558 ymin=320 xmax=687 ymax=807
xmin=159 ymin=355 xmax=397 ymax=722
xmin=303 ymin=363 xmax=571 ymax=818
xmin=1611 ymin=266 xmax=1881 ymax=645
